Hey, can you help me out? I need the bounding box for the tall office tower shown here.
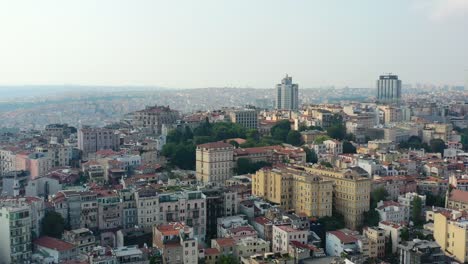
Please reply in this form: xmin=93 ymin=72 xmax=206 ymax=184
xmin=376 ymin=74 xmax=402 ymax=103
xmin=275 ymin=74 xmax=299 ymax=110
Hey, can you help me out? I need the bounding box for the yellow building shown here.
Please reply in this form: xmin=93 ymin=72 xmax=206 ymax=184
xmin=300 ymin=165 xmax=371 ymax=230
xmin=196 ymin=142 xmax=234 ymax=183
xmin=252 ymin=166 xmax=333 ymax=217
xmin=446 ymin=189 xmax=468 ymax=212
xmin=363 ymin=226 xmax=386 ymax=259
xmin=433 ymin=210 xmax=468 ymax=263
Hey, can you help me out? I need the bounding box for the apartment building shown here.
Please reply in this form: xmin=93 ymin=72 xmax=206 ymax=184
xmin=363 ymin=226 xmax=386 ymax=259
xmin=52 ymin=190 xmax=98 ymax=230
xmin=227 ymin=108 xmax=258 ymax=129
xmin=301 ymin=165 xmax=371 ymax=230
xmin=0 ymin=204 xmax=32 ymax=264
xmin=63 ymin=228 xmax=96 ymax=253
xmin=35 ymin=144 xmax=72 ymax=167
xmin=375 ymin=200 xmax=408 ymax=223
xmin=378 ymin=221 xmax=403 ymax=254
xmin=272 ymin=225 xmax=308 ymax=254
xmin=78 ymin=128 xmax=120 ymax=157
xmin=446 ymin=189 xmax=468 ymax=212
xmin=234 ymin=237 xmax=270 ymax=262
xmin=15 ymin=152 xmax=53 ymax=179
xmin=152 ymin=222 xmax=198 ymax=264
xmin=398 ymin=239 xmax=446 ymax=264
xmin=323 ymin=139 xmax=343 ymax=155
xmin=433 ymin=210 xmax=468 ymax=263
xmin=252 ymin=166 xmax=333 ymax=218
xmin=0 ymin=196 xmax=45 ymax=240
xmin=131 ymin=105 xmax=179 ymax=135
xmin=201 ymin=188 xmax=239 ymax=240
xmin=96 ymin=190 xmax=122 ymax=231
xmin=0 ymin=147 xmax=17 ymax=175
xmin=196 ymin=142 xmax=234 ymax=184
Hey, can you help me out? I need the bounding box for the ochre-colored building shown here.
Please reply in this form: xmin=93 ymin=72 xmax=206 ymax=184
xmin=196 ymin=142 xmax=234 ymax=184
xmin=252 ymin=166 xmax=333 ymax=218
xmin=300 ymin=165 xmax=371 ymax=230
xmin=433 ymin=210 xmax=468 ymax=263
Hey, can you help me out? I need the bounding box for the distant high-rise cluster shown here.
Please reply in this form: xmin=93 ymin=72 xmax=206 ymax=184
xmin=275 ymin=74 xmax=299 ymax=110
xmin=376 ymin=74 xmax=402 ymax=103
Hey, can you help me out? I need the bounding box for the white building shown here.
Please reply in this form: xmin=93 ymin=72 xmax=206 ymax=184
xmin=375 ymin=201 xmax=408 ymax=223
xmin=325 ymin=229 xmax=358 ymax=257
xmin=272 ymin=225 xmax=308 ymax=254
xmin=0 ymin=204 xmax=32 ymax=264
xmin=398 ymin=192 xmax=426 ymax=210
xmin=378 ymin=221 xmax=403 ymax=254
xmin=323 ymin=140 xmax=343 ymax=155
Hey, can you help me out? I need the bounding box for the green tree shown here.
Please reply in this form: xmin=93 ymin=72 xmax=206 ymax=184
xmin=246 ymin=129 xmax=260 ymax=142
xmin=318 ymin=213 xmax=345 ymax=231
xmin=320 ymin=161 xmax=333 ymax=168
xmin=286 ymin=130 xmax=303 ymax=146
xmin=314 ymin=135 xmax=332 ymax=144
xmin=228 ymin=140 xmax=240 ymax=148
xmin=219 ymin=255 xmax=238 ymax=264
xmin=411 ymin=196 xmax=423 ymax=227
xmin=41 ymin=211 xmax=65 ymax=238
xmin=400 ymin=227 xmax=409 ymax=241
xmin=327 ymin=124 xmax=346 ymax=140
xmin=425 ymin=193 xmax=445 ymax=207
xmin=302 ymin=146 xmax=318 ymax=163
xmin=235 ymin=158 xmax=271 ymax=174
xmin=193 ymin=117 xmax=212 ymax=137
xmin=429 ymin=139 xmax=445 ymax=155
xmin=343 ymin=141 xmax=356 ymax=154
xmin=270 ymin=120 xmax=291 ymax=142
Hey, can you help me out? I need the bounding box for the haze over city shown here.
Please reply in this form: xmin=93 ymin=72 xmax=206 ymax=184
xmin=2 ymin=2 xmax=468 ymax=264
xmin=1 ymin=0 xmax=467 ymax=88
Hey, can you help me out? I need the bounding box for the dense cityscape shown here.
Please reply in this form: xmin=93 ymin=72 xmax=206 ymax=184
xmin=1 ymin=73 xmax=468 ymax=264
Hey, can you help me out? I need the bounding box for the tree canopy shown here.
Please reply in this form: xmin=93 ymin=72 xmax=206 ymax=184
xmin=429 ymin=139 xmax=445 ymax=155
xmin=235 ymin=158 xmax=271 ymax=175
xmin=271 ymin=120 xmax=292 ymax=142
xmin=411 ymin=196 xmax=424 ymax=227
xmin=342 ymin=141 xmax=356 ymax=154
xmin=302 ymin=146 xmax=318 ymax=163
xmin=41 ymin=211 xmax=65 ymax=238
xmin=286 ymin=130 xmax=304 ymax=146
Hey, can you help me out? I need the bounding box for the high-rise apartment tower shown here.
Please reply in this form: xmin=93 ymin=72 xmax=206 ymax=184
xmin=275 ymin=75 xmax=299 ymax=110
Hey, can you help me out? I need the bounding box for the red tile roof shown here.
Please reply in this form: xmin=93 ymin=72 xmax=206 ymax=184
xmin=204 ymin=248 xmax=220 ymax=255
xmin=34 ymin=236 xmax=76 ymax=251
xmin=213 ymin=238 xmax=236 ymax=247
xmin=197 ymin=142 xmax=233 ymax=149
xmin=328 ymin=231 xmax=358 ymax=244
xmin=449 ymin=189 xmax=468 ymax=204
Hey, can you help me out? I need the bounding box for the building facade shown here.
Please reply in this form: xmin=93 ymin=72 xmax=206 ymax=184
xmin=78 ymin=128 xmax=120 ymax=157
xmin=196 ymin=142 xmax=234 ymax=184
xmin=376 ymin=74 xmax=401 ymax=103
xmin=275 ymin=75 xmax=299 ymax=110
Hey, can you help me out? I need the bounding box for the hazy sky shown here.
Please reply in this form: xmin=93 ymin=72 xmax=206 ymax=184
xmin=1 ymin=0 xmax=467 ymax=88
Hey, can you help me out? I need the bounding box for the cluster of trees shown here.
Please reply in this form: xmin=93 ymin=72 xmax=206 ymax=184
xmin=270 ymin=120 xmax=303 ymax=146
xmin=425 ymin=192 xmax=445 ymax=207
xmin=302 ymin=146 xmax=318 ymax=163
xmin=399 ymin=136 xmax=446 ymax=155
xmin=162 ymin=126 xmax=196 ymax=170
xmin=41 ymin=211 xmax=65 ymax=238
xmin=363 ymin=187 xmax=389 ymax=227
xmin=454 ymin=127 xmax=468 ymax=151
xmin=162 ymin=120 xmax=249 ymax=170
xmin=235 ymin=158 xmax=272 ymax=175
